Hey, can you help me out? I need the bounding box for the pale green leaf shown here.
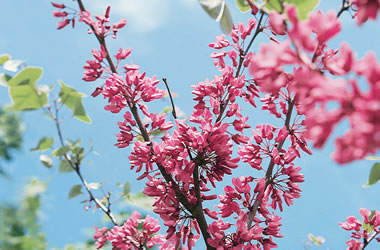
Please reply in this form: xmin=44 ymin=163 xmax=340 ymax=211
xmin=199 ymin=0 xmax=233 ymax=33
xmin=52 ymin=145 xmax=71 ymax=156
xmin=363 ymin=163 xmax=380 ymax=187
xmin=0 ymin=73 xmax=12 ymax=87
xmin=59 ymin=159 xmax=74 ymax=173
xmin=7 ymin=67 xmax=47 ymax=111
xmin=366 ymin=156 xmax=380 ymax=160
xmin=4 ymin=59 xmax=25 ymax=72
xmin=86 ymin=182 xmax=100 ymax=190
xmin=308 ymin=233 xmax=325 ymax=246
xmin=31 ymin=137 xmax=54 ymax=151
xmin=127 ymin=192 xmax=154 ymax=210
xmin=24 ymin=178 xmax=48 ymax=197
xmin=123 ymin=182 xmax=131 ymax=197
xmin=219 ymin=4 xmax=233 ymax=34
xmin=59 ymin=81 xmax=91 ymax=123
xmin=0 ymin=54 xmax=11 ymax=65
xmin=236 ymin=0 xmax=250 ymax=12
xmin=256 ymin=0 xmax=319 ymax=20
xmin=39 ymin=154 xmax=52 ymax=168
xmin=68 ymin=185 xmax=82 ymax=199
xmin=199 ymin=0 xmax=224 ymax=20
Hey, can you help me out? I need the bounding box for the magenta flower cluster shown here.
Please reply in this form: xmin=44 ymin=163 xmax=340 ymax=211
xmin=52 ymin=1 xmax=380 ymax=249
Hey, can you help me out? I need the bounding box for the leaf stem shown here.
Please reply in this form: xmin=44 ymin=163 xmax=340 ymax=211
xmin=48 ymin=101 xmax=118 ymax=225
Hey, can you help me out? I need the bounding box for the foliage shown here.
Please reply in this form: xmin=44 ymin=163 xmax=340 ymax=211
xmin=0 ymin=178 xmax=48 ymax=250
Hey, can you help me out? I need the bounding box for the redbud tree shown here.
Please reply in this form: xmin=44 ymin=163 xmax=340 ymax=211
xmin=2 ymin=0 xmax=380 ymax=249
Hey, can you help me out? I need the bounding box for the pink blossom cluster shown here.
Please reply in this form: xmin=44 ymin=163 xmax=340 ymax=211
xmin=349 ymin=0 xmax=380 ymax=25
xmin=52 ymin=2 xmax=125 ymax=36
xmin=339 ymin=208 xmax=380 ymax=249
xmin=93 ymin=211 xmax=164 ymax=249
xmin=249 ymin=5 xmax=380 ymax=164
xmin=51 ymin=1 xmax=380 ymax=249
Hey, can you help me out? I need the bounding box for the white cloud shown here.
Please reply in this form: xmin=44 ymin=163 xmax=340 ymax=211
xmin=87 ymin=0 xmax=200 ymax=33
xmin=87 ymin=0 xmax=170 ymax=33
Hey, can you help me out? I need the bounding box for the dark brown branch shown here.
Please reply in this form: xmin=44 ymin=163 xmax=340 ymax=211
xmin=75 ymin=1 xmax=214 ymax=247
xmin=162 ymin=78 xmax=177 ymax=119
xmin=163 ymin=78 xmax=213 ymax=248
xmin=337 ymin=0 xmax=350 ymax=18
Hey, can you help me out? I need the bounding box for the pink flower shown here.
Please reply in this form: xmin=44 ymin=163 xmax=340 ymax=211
xmin=308 ymin=10 xmax=341 ymax=44
xmin=269 ymin=12 xmax=287 ymax=35
xmin=351 ymin=0 xmax=380 ymax=25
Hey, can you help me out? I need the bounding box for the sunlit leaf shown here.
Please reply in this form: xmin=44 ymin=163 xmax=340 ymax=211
xmin=151 ymin=129 xmax=165 ymax=136
xmin=255 ymin=0 xmax=319 ymax=20
xmin=236 ymin=0 xmax=250 ymax=12
xmin=362 ymin=210 xmax=376 ymax=233
xmin=59 ymin=81 xmax=91 ymax=123
xmin=123 ymin=182 xmax=131 ymax=197
xmin=31 ymin=137 xmax=54 ymax=151
xmin=68 ymin=185 xmax=82 ymax=199
xmin=307 ymin=233 xmax=325 ymax=246
xmin=86 ymin=182 xmax=100 ymax=190
xmin=366 ymin=156 xmax=380 ymax=161
xmin=52 ymin=145 xmax=71 ymax=157
xmin=4 ymin=59 xmax=25 ymax=72
xmin=0 ymin=73 xmax=12 ymax=87
xmin=24 ymin=178 xmax=48 ymax=197
xmin=39 ymin=154 xmax=52 ymax=168
xmin=219 ymin=4 xmax=233 ymax=34
xmin=127 ymin=192 xmax=154 ymax=210
xmin=199 ymin=0 xmax=233 ymax=33
xmin=0 ymin=54 xmax=11 ymax=65
xmin=7 ymin=67 xmax=47 ymax=111
xmin=363 ymin=163 xmax=380 ymax=187
xmin=59 ymin=159 xmax=74 ymax=173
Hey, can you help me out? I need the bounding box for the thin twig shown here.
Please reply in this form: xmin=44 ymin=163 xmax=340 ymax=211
xmin=162 ymin=78 xmax=177 ymax=119
xmin=337 ymin=0 xmax=350 ymax=18
xmin=48 ymin=102 xmax=118 ymax=225
xmin=215 ymin=12 xmax=265 ymax=123
xmin=246 ymin=98 xmax=295 ymax=228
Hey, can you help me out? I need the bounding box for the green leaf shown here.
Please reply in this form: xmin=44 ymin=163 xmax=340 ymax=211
xmin=236 ymin=0 xmax=250 ymax=12
xmin=123 ymin=182 xmax=131 ymax=197
xmin=363 ymin=163 xmax=380 ymax=187
xmin=199 ymin=0 xmax=233 ymax=34
xmin=7 ymin=67 xmax=47 ymax=111
xmin=0 ymin=54 xmax=11 ymax=65
xmin=39 ymin=154 xmax=52 ymax=168
xmin=258 ymin=0 xmax=319 ymax=20
xmin=68 ymin=185 xmax=82 ymax=199
xmin=151 ymin=129 xmax=165 ymax=136
xmin=363 ymin=211 xmax=376 ymax=233
xmin=86 ymin=182 xmax=100 ymax=190
xmin=366 ymin=156 xmax=380 ymax=161
xmin=307 ymin=233 xmax=325 ymax=246
xmin=127 ymin=192 xmax=154 ymax=210
xmin=162 ymin=107 xmax=172 ymax=114
xmin=59 ymin=159 xmax=74 ymax=173
xmin=219 ymin=4 xmax=233 ymax=34
xmin=59 ymin=81 xmax=91 ymax=123
xmin=31 ymin=137 xmax=54 ymax=151
xmin=4 ymin=59 xmax=25 ymax=72
xmin=200 ymin=0 xmax=224 ymax=19
xmin=0 ymin=73 xmax=12 ymax=87
xmin=52 ymin=145 xmax=71 ymax=156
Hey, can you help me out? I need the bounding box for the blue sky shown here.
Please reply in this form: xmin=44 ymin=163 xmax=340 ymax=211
xmin=1 ymin=0 xmax=380 ymax=249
